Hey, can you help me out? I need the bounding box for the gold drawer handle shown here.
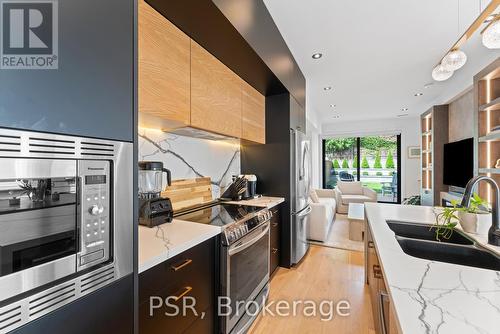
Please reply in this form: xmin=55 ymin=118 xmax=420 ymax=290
xmin=173 ymin=286 xmax=192 ymax=302
xmin=271 ymin=248 xmax=279 ymax=254
xmin=171 ymin=259 xmax=193 ymax=272
xmin=368 ymin=241 xmax=375 ymax=248
xmin=373 ymin=265 xmax=383 ymax=279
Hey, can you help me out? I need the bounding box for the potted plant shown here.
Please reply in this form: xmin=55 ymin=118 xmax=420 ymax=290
xmin=456 ymin=193 xmax=491 ymax=235
xmin=433 ymin=193 xmax=491 ymax=240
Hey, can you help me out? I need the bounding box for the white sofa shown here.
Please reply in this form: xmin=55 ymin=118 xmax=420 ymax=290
xmin=334 ymin=181 xmax=377 ymax=214
xmin=308 ymin=189 xmax=336 ymax=242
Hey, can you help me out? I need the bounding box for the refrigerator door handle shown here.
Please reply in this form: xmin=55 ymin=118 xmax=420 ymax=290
xmin=296 ymin=205 xmax=312 ymax=217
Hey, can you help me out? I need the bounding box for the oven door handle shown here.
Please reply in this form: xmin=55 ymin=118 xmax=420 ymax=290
xmin=228 ymin=223 xmax=270 ymax=256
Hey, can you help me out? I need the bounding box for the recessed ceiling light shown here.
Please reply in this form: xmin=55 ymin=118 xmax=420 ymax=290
xmin=312 ymin=53 xmax=323 ymax=59
xmin=333 ymin=115 xmax=340 ymax=119
xmin=401 ymin=108 xmax=408 ymax=112
xmin=329 ymin=104 xmax=336 ymax=108
xmin=414 ymin=92 xmax=423 ymax=97
xmin=324 ymin=86 xmax=332 ymax=91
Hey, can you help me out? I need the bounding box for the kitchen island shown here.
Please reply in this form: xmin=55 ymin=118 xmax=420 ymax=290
xmin=365 ymin=203 xmax=500 ymax=334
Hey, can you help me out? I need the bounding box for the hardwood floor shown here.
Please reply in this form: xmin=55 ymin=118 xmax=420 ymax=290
xmin=249 ymin=245 xmax=376 ymax=334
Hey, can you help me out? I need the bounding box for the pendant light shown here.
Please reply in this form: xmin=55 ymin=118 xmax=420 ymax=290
xmin=432 ymin=64 xmax=454 ymax=81
xmin=442 ymin=49 xmax=467 ymax=71
xmin=482 ymin=17 xmax=500 ymax=49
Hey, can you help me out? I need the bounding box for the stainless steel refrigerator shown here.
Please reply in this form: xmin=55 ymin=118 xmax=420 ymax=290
xmin=291 ymin=129 xmax=312 ymax=264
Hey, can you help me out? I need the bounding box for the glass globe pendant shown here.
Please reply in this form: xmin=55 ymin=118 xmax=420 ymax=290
xmin=482 ymin=19 xmax=500 ymax=49
xmin=432 ymin=64 xmax=454 ymax=81
xmin=441 ymin=49 xmax=467 ymax=71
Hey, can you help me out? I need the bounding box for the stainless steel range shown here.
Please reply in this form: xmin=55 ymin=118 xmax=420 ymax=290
xmin=0 ymin=128 xmax=133 ymax=333
xmin=176 ymin=203 xmax=272 ymax=334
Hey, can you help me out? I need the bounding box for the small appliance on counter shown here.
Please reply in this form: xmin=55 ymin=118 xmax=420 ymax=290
xmin=241 ymin=174 xmax=258 ymax=199
xmin=220 ymin=174 xmax=260 ymax=201
xmin=138 ymin=161 xmax=173 ymax=227
xmin=219 ymin=175 xmax=248 ymax=201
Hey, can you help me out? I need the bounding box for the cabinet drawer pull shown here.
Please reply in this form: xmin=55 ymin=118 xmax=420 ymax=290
xmin=271 ymin=248 xmax=279 ymax=254
xmin=373 ymin=265 xmax=383 ymax=279
xmin=368 ymin=241 xmax=375 ymax=248
xmin=172 ymin=286 xmax=193 ymax=302
xmin=171 ymin=259 xmax=192 ymax=272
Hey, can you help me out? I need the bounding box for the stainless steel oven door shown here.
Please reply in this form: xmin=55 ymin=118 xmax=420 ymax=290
xmin=0 ymin=158 xmax=78 ymax=302
xmin=222 ymin=221 xmax=270 ymax=333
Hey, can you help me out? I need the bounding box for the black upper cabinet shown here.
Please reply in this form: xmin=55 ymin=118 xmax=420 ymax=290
xmin=290 ymin=95 xmax=306 ymax=133
xmin=0 ymin=0 xmax=134 ymax=142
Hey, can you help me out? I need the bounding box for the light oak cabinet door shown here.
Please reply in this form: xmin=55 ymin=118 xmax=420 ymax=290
xmin=241 ymin=79 xmax=265 ymax=143
xmin=190 ymin=40 xmax=242 ymax=138
xmin=138 ymin=0 xmax=190 ymax=128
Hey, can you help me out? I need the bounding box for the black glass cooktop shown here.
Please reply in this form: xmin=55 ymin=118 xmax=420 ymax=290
xmin=175 ymin=203 xmax=263 ymax=227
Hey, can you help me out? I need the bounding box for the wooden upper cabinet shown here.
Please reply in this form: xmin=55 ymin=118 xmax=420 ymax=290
xmin=241 ymin=80 xmax=266 ymax=144
xmin=190 ymin=40 xmax=242 ymax=138
xmin=138 ymin=0 xmax=190 ymax=128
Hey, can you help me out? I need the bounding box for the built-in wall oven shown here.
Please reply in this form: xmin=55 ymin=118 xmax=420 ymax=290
xmin=0 ymin=129 xmax=132 ymax=333
xmin=220 ymin=211 xmax=272 ymax=334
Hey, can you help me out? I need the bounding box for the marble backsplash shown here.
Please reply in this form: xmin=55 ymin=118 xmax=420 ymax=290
xmin=138 ymin=128 xmax=241 ymax=198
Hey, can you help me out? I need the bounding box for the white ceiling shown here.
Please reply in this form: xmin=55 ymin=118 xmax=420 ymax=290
xmin=262 ymin=0 xmax=500 ymax=127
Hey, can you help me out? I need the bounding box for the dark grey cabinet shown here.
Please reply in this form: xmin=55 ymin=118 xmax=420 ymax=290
xmin=289 ymin=95 xmax=306 ymax=133
xmin=139 ymin=237 xmax=217 ymax=334
xmin=11 ymin=275 xmax=134 ymax=334
xmin=270 ymin=205 xmax=281 ymax=275
xmin=0 ymin=0 xmax=134 ymax=142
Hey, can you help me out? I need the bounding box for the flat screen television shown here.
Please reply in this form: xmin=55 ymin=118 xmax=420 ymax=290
xmin=443 ymin=138 xmax=474 ymax=188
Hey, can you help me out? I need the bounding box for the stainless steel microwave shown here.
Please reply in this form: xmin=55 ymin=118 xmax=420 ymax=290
xmin=0 ymin=129 xmax=133 ymax=333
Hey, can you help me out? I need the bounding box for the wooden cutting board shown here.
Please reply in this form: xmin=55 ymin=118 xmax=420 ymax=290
xmin=161 ymin=177 xmax=213 ymax=211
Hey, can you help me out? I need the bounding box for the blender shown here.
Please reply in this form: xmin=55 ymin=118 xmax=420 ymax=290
xmin=138 ymin=161 xmax=173 ymax=227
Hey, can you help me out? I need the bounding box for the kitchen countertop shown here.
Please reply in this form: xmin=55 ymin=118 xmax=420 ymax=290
xmin=365 ymin=203 xmax=500 ymax=334
xmin=224 ymin=196 xmax=285 ymax=209
xmin=138 ymin=219 xmax=221 ymax=273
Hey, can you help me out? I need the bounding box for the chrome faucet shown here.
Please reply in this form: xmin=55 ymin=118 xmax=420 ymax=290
xmin=460 ymin=175 xmax=500 ymax=246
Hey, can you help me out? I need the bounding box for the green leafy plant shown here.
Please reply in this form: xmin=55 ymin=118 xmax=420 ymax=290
xmin=467 ymin=193 xmax=490 ymax=213
xmin=361 ymin=156 xmax=370 ymax=168
xmin=332 ymin=159 xmax=341 ymax=169
xmin=432 ymin=193 xmax=490 ymax=241
xmin=385 ymin=151 xmax=395 ymax=168
xmin=374 ymin=151 xmax=382 ymax=168
xmin=403 ymin=195 xmax=421 ymax=205
xmin=362 ymin=171 xmax=369 ymax=176
xmin=342 ymin=159 xmax=349 ymax=168
xmin=352 ymin=156 xmax=358 ymax=168
xmin=433 ymin=204 xmax=460 ymax=241
xmin=376 ymin=171 xmax=383 ymax=176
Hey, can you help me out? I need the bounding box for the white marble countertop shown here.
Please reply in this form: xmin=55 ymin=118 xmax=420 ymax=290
xmin=224 ymin=196 xmax=285 ymax=209
xmin=138 ymin=219 xmax=221 ymax=273
xmin=365 ymin=203 xmax=500 ymax=334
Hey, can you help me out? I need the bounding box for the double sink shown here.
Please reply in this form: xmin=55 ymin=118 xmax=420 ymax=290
xmin=387 ymin=221 xmax=500 ymax=271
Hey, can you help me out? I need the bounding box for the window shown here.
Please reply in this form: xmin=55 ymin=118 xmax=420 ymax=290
xmin=322 ymin=134 xmax=401 ymax=204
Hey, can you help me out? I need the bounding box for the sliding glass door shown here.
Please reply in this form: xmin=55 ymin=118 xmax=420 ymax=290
xmin=323 ymin=134 xmax=401 ymax=203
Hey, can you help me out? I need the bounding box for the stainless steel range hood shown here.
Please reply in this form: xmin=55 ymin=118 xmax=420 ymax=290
xmin=139 ymin=113 xmax=235 ymax=141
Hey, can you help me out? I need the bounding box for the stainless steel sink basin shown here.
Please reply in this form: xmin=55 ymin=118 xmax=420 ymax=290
xmin=387 ymin=220 xmax=474 ymax=245
xmin=395 ymin=236 xmax=500 ymax=271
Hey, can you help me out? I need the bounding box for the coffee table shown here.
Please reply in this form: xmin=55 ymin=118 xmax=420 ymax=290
xmin=347 ymin=203 xmax=365 ymax=241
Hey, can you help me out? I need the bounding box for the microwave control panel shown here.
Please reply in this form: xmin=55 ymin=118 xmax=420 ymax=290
xmin=77 ymin=160 xmax=111 ymax=270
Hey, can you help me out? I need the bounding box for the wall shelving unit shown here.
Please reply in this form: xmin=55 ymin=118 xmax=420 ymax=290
xmin=421 ymin=105 xmax=449 ymax=206
xmin=474 ymin=57 xmax=500 ymax=203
